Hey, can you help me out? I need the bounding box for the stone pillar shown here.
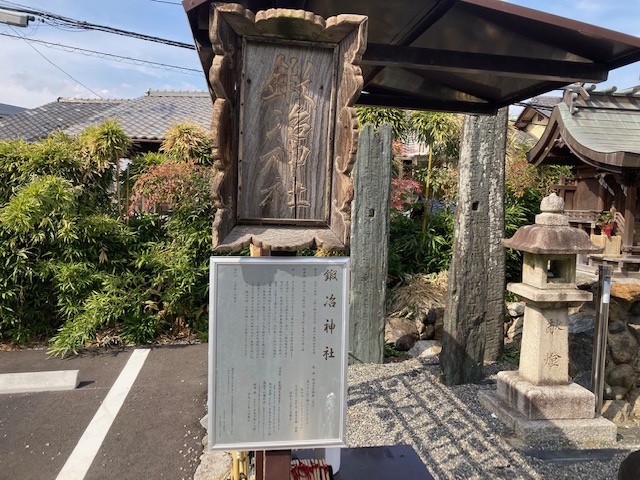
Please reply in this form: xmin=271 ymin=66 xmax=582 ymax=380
xmin=349 ymin=125 xmax=392 ymax=364
xmin=441 ymin=108 xmax=507 ymax=385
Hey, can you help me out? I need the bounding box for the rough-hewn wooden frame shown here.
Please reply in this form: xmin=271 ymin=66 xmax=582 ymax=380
xmin=208 ymin=4 xmax=367 ymax=251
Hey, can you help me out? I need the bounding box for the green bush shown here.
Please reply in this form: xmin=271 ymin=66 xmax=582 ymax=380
xmin=0 ymin=122 xmax=216 ymax=354
xmin=388 ymin=206 xmax=454 ymax=282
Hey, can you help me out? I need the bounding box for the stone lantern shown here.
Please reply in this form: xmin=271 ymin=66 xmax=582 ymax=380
xmin=480 ymin=193 xmax=617 ymax=446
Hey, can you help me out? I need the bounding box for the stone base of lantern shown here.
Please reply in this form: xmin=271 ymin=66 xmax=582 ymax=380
xmin=479 ymin=389 xmax=617 ymax=448
xmin=480 ymin=372 xmax=617 ymax=448
xmin=496 ymin=371 xmax=595 ymax=420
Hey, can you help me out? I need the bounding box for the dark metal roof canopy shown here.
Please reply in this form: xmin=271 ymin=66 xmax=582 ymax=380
xmin=183 ymin=0 xmax=640 ymax=114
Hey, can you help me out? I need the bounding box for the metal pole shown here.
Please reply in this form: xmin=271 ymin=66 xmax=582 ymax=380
xmin=591 ymin=265 xmax=612 ymax=414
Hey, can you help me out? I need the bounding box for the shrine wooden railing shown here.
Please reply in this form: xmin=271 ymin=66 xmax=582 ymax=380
xmin=614 ymin=211 xmax=626 ymax=234
xmin=565 ymin=210 xmax=599 ymax=226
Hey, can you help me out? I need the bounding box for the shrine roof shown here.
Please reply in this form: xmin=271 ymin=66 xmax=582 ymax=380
xmin=528 ymin=85 xmax=640 ymax=171
xmin=183 ymin=0 xmax=640 ymax=114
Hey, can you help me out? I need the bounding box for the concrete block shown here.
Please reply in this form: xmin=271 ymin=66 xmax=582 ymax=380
xmin=497 ymin=371 xmax=595 ymax=420
xmin=0 ymin=370 xmax=80 ymax=394
xmin=479 ymin=390 xmax=617 ymax=448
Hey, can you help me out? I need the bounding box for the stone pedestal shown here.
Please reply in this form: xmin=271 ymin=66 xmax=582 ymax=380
xmin=497 ymin=371 xmax=595 ymax=420
xmin=478 ymin=389 xmax=617 ymax=447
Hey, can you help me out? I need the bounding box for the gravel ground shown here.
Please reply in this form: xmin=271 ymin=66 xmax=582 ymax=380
xmin=195 ymin=356 xmax=638 ymax=479
xmin=346 ymin=357 xmax=633 ymax=479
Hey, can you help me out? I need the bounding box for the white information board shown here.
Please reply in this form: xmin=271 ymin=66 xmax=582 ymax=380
xmin=208 ymin=257 xmax=349 ymax=451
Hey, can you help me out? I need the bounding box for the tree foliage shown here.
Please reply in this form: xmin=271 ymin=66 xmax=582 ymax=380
xmin=355 ymin=107 xmax=411 ymax=140
xmin=161 ymin=122 xmax=213 ymax=165
xmin=0 ymin=121 xmax=216 ymax=354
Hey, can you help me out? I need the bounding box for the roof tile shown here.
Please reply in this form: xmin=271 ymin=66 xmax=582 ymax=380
xmin=0 ymin=91 xmax=213 ymax=143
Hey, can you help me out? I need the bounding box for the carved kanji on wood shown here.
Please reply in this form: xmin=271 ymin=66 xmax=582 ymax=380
xmin=208 ymin=4 xmax=367 ymax=251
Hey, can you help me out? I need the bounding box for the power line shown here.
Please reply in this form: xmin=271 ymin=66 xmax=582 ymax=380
xmin=150 ymin=0 xmax=182 ymax=5
xmin=0 ymin=32 xmax=201 ymax=75
xmin=8 ymin=25 xmax=103 ymax=99
xmin=0 ymin=4 xmax=196 ymax=49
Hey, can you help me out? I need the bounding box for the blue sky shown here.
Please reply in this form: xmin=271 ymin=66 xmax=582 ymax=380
xmin=0 ymin=0 xmax=638 ymax=109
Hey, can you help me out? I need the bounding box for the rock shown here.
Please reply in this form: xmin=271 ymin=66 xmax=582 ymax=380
xmin=385 ymin=316 xmax=419 ymax=344
xmin=568 ymin=311 xmax=595 ymax=334
xmin=604 ymin=383 xmax=614 ymax=400
xmin=628 ymin=388 xmax=640 ymax=419
xmin=632 ymin=351 xmax=640 ymax=374
xmin=423 ymin=324 xmax=435 ymax=340
xmin=612 ymin=386 xmax=629 ymax=400
xmin=608 ymin=321 xmax=626 ymax=334
xmin=507 ymin=302 xmax=525 ymax=318
xmin=631 ymin=302 xmax=640 ymax=316
xmin=608 ymin=298 xmax=629 ymax=324
xmin=408 ymin=340 xmax=441 ymax=359
xmin=193 ymin=450 xmax=232 ymax=480
xmin=601 ymin=400 xmax=630 ymax=423
xmin=395 ymin=334 xmax=417 ymax=351
xmin=610 ymin=284 xmax=640 ymax=303
xmin=572 ymin=371 xmax=592 ymax=390
xmin=569 ymin=331 xmax=594 ymax=378
xmin=608 ymin=329 xmax=640 ymax=365
xmin=628 ymin=324 xmax=640 ymax=337
xmin=628 ymin=315 xmax=640 ymax=325
xmin=576 ymin=271 xmax=597 ymax=289
xmin=424 ymin=308 xmax=437 ymax=325
xmin=200 ymin=415 xmax=208 ymax=430
xmin=507 ymin=316 xmax=524 ymax=340
xmin=606 ymin=363 xmax=636 ymax=391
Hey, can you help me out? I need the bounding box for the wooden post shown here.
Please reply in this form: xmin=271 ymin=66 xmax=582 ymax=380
xmin=349 ymin=124 xmax=393 ymax=364
xmin=440 ymin=108 xmax=507 ymax=385
xmin=622 ymin=184 xmax=636 ymax=254
xmin=260 ymin=450 xmax=292 ymax=480
xmin=250 ymin=244 xmax=271 ymax=257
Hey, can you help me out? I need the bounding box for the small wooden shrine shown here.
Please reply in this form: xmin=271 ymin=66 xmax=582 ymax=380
xmin=528 ymin=84 xmax=640 ymax=276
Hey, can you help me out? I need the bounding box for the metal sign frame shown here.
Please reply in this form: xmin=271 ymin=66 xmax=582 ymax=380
xmin=208 ymin=256 xmax=349 ymax=451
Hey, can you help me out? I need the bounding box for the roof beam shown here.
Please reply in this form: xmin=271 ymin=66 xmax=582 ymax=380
xmin=362 ymin=43 xmax=609 ymax=83
xmin=356 ymin=92 xmax=497 ymax=115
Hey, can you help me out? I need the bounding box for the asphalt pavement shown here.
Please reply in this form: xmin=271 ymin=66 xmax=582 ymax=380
xmin=0 ymin=343 xmax=208 ymax=480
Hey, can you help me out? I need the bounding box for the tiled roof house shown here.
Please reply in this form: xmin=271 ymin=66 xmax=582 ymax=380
xmin=0 ymin=103 xmax=27 ymax=118
xmin=0 ymin=90 xmax=213 ymax=150
xmin=513 ymin=96 xmax=562 ymax=143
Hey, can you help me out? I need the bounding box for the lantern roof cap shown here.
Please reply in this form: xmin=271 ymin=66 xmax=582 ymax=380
xmin=502 ymin=193 xmax=603 ymax=255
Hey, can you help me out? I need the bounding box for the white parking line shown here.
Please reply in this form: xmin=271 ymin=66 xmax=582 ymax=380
xmin=55 ymin=349 xmax=150 ymax=480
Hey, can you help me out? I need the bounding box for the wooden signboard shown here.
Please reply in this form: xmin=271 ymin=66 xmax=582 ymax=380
xmin=208 ymin=257 xmax=350 ymax=450
xmin=208 ymin=5 xmax=367 ymax=252
xmin=239 ymin=42 xmax=334 ymax=223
